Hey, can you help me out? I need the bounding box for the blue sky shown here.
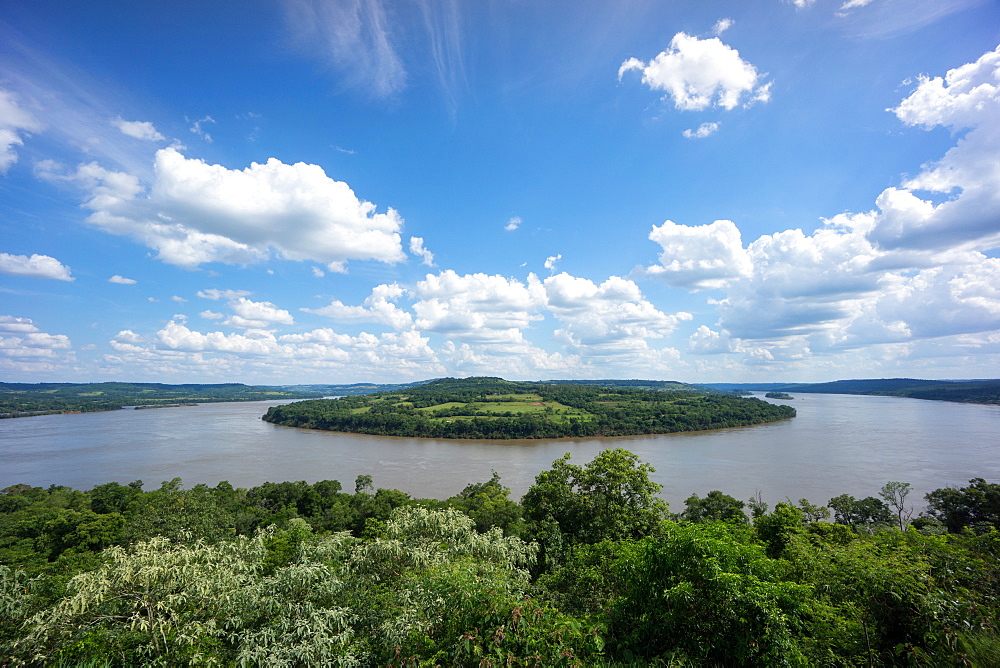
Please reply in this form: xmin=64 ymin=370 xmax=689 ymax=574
xmin=1 ymin=0 xmax=999 ymax=384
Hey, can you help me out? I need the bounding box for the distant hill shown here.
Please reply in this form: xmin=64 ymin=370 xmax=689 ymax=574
xmin=704 ymin=378 xmax=1000 ymax=405
xmin=0 ymin=382 xmax=323 ymax=418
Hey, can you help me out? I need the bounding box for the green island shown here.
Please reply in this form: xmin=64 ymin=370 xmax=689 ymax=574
xmin=2 ymin=451 xmax=999 ymax=665
xmin=764 ymin=391 xmax=794 ymax=399
xmin=0 ymin=382 xmax=322 ymax=418
xmin=262 ymin=376 xmax=796 ymax=439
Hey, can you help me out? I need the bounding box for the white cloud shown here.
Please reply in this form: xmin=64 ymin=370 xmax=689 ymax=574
xmin=108 ymin=274 xmax=137 ymax=284
xmin=0 ymin=316 xmax=39 ymax=333
xmin=644 ymin=219 xmax=753 ymax=290
xmin=228 ymin=297 xmax=294 ymax=325
xmin=682 ymin=122 xmax=719 ymax=139
xmin=112 ymin=118 xmax=165 ymax=141
xmin=305 ymin=282 xmax=414 ymax=331
xmin=688 ymin=325 xmax=734 ymax=354
xmin=619 ymin=32 xmax=769 ymax=111
xmin=197 ymin=288 xmax=252 ymax=301
xmin=412 ymin=270 xmax=546 ymax=346
xmin=713 ymin=18 xmax=734 ymax=35
xmin=409 ymin=236 xmax=435 ymax=266
xmin=840 ymin=0 xmax=875 ymax=8
xmin=171 ymin=295 xmax=187 ymax=302
xmin=544 ymin=273 xmax=692 ymax=359
xmin=866 ymin=46 xmax=1000 ymax=254
xmin=311 ymin=266 xmax=325 ymax=278
xmin=0 ymin=253 xmax=73 ymax=281
xmin=544 ymin=254 xmax=561 ymax=272
xmin=651 ymin=49 xmax=1000 ymax=370
xmin=188 ymin=115 xmax=215 ymax=142
xmin=505 ymin=216 xmax=521 ymax=231
xmin=0 ymin=316 xmax=73 ymax=374
xmin=0 ymin=89 xmax=43 ymax=173
xmin=200 ymin=310 xmax=224 ymax=320
xmin=70 ymin=147 xmax=406 ymax=270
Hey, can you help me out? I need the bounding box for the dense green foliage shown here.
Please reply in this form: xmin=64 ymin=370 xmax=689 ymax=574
xmin=0 ymin=382 xmax=321 ymax=418
xmin=765 ymin=391 xmax=794 ymax=399
xmin=2 ymin=455 xmax=999 ymax=665
xmin=263 ymin=376 xmax=796 ymax=439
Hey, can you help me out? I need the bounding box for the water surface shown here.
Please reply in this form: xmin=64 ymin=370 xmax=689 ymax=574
xmin=2 ymin=393 xmax=998 ymax=509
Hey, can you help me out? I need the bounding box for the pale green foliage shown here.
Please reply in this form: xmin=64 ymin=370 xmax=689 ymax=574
xmin=13 ymin=507 xmax=546 ymax=665
xmin=22 ymin=529 xmax=270 ymax=662
xmin=228 ymin=561 xmax=362 ymax=666
xmin=349 ymin=506 xmax=536 ymax=578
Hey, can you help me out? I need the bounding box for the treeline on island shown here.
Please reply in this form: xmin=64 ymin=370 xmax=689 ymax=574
xmin=262 ymin=377 xmax=796 ymax=439
xmin=2 ymin=450 xmax=999 ymax=665
xmin=0 ymin=382 xmax=322 ymax=418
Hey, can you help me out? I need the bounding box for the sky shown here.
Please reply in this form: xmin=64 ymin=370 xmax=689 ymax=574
xmin=1 ymin=0 xmax=999 ymax=385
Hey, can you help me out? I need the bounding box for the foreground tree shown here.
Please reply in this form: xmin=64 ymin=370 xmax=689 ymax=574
xmin=521 ymin=449 xmax=669 ymax=568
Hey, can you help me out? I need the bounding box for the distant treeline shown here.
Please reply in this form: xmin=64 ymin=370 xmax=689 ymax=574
xmin=263 ymin=377 xmax=796 ymax=439
xmin=0 ymin=382 xmax=322 ymax=418
xmin=707 ymin=377 xmax=1000 ymax=405
xmin=2 ymin=450 xmax=998 ymax=665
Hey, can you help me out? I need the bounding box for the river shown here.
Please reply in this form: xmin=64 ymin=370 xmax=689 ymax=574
xmin=2 ymin=393 xmax=998 ymax=509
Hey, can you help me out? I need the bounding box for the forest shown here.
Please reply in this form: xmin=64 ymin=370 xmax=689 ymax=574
xmin=262 ymin=377 xmax=796 ymax=439
xmin=1 ymin=450 xmax=999 ymax=665
xmin=0 ymin=382 xmax=322 ymax=418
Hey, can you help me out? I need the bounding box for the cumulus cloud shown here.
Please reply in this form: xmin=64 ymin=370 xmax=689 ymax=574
xmin=868 ymin=46 xmax=1000 ymax=253
xmin=224 ymin=297 xmax=295 ymax=329
xmin=644 ymin=219 xmax=753 ymax=290
xmin=412 ymin=270 xmax=546 ymax=346
xmin=682 ymin=122 xmax=719 ymax=139
xmin=619 ymin=32 xmax=770 ymax=111
xmin=0 ymin=253 xmax=73 ymax=281
xmin=305 ymin=282 xmax=414 ymax=331
xmin=544 ymin=273 xmax=692 ymax=359
xmin=0 ymin=89 xmax=43 ymax=173
xmin=544 ymin=254 xmax=561 ymax=272
xmin=409 ymin=236 xmax=435 ymax=266
xmin=108 ymin=274 xmax=137 ymax=284
xmin=688 ymin=325 xmax=734 ymax=354
xmin=112 ymin=118 xmax=165 ymax=141
xmin=0 ymin=315 xmax=73 ymax=373
xmin=69 ymin=147 xmax=406 ymax=270
xmin=505 ymin=216 xmax=521 ymax=231
xmin=652 ymin=48 xmax=1000 ymax=371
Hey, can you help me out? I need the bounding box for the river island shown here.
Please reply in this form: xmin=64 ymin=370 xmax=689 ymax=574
xmin=262 ymin=376 xmax=795 ymax=439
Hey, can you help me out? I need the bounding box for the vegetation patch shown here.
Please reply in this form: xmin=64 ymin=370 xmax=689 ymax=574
xmin=262 ymin=376 xmax=795 ymax=439
xmin=0 ymin=382 xmax=323 ymax=418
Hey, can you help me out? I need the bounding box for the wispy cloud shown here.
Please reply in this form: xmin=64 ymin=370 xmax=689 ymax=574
xmin=282 ymin=0 xmax=406 ymax=98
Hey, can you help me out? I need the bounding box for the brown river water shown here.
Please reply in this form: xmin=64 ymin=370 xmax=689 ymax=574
xmin=2 ymin=393 xmax=998 ymax=510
